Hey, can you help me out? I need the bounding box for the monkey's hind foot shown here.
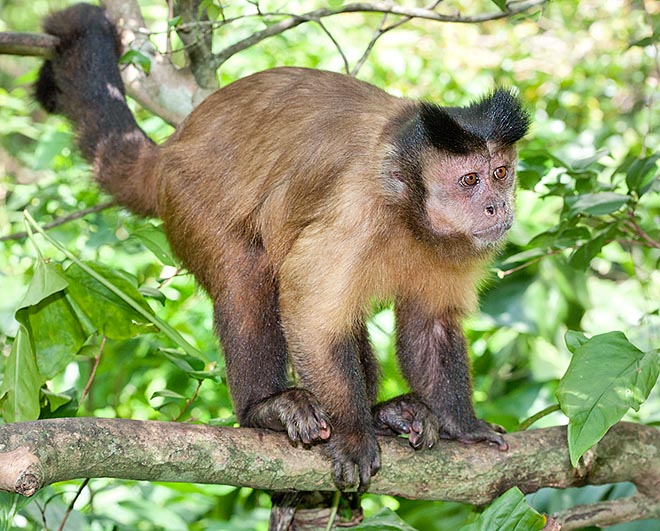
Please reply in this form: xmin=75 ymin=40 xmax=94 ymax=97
xmin=372 ymin=395 xmax=440 ymax=450
xmin=244 ymin=388 xmax=331 ymax=446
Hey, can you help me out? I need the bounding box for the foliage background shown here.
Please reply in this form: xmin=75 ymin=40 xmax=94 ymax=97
xmin=0 ymin=0 xmax=659 ymax=530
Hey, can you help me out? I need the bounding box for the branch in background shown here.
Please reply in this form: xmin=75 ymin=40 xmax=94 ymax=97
xmin=209 ymin=0 xmax=548 ymax=69
xmin=174 ymin=0 xmax=217 ymax=89
xmin=0 ymin=201 xmax=116 ymax=243
xmin=0 ymin=0 xmax=548 ymax=123
xmin=0 ymin=419 xmax=658 ymax=529
xmin=351 ymin=0 xmax=443 ymax=76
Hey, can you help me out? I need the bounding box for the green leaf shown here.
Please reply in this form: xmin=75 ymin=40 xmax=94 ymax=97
xmin=65 ymin=262 xmax=157 ymax=340
xmin=625 ymin=154 xmax=659 ymax=197
xmin=564 ymin=330 xmax=588 ymax=354
xmin=500 ymin=248 xmax=546 ymax=266
xmin=565 ymin=192 xmax=629 ymax=218
xmin=557 ymin=331 xmax=660 ymax=466
xmin=490 ymin=0 xmax=507 ymax=12
xmin=18 ymin=260 xmax=68 ymax=310
xmin=168 ymin=15 xmax=183 ymax=27
xmin=352 ymin=508 xmax=419 ymax=531
xmin=458 ymin=487 xmax=546 ymax=531
xmin=41 ymin=388 xmax=74 ymax=411
xmin=119 ymin=50 xmax=152 ymax=75
xmin=13 ymin=261 xmax=85 ymax=379
xmin=139 ymin=286 xmax=168 ymax=305
xmin=159 ymin=348 xmax=223 ymax=381
xmin=151 ymin=389 xmax=186 ymax=400
xmin=0 ymin=325 xmax=42 ymax=422
xmin=569 ymin=232 xmax=607 ymax=269
xmin=131 ymin=224 xmax=177 ymax=266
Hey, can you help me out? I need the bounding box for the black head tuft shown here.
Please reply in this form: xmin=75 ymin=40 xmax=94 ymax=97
xmin=417 ymin=89 xmax=530 ymax=153
xmin=418 ymin=103 xmax=486 ymax=154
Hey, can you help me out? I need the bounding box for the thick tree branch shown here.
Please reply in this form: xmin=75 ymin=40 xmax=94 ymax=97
xmin=0 ymin=419 xmax=657 ymax=529
xmin=0 ymin=32 xmax=57 ymax=58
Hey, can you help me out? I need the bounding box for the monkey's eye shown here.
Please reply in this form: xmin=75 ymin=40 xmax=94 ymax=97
xmin=493 ymin=166 xmax=508 ymax=180
xmin=460 ymin=173 xmax=479 ymax=187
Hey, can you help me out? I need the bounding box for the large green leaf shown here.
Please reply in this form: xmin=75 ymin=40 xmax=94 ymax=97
xmin=64 ymin=262 xmax=157 ymax=340
xmin=458 ymin=488 xmax=546 ymax=531
xmin=557 ymin=331 xmax=659 ymax=466
xmin=0 ymin=260 xmax=78 ymax=421
xmin=21 ymin=291 xmax=87 ymax=379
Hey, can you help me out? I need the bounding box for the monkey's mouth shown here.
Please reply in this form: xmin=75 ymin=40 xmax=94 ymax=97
xmin=472 ymin=220 xmax=512 ymax=242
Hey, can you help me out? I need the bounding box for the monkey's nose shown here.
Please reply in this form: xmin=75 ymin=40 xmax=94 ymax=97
xmin=485 ymin=204 xmax=496 ymax=216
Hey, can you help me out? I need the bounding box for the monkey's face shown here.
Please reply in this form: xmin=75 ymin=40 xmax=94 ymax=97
xmin=421 ymin=145 xmax=518 ymax=253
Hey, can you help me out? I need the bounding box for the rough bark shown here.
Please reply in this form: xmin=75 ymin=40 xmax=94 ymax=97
xmin=0 ymin=419 xmax=658 ymax=529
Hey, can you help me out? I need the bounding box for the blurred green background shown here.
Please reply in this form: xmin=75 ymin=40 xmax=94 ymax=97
xmin=0 ymin=0 xmax=658 ymax=530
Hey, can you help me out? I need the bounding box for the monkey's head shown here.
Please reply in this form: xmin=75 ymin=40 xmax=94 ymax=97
xmin=384 ymin=89 xmax=530 ymax=258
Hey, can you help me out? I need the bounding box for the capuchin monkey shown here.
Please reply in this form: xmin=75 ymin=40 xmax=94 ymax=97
xmin=36 ymin=4 xmax=529 ymax=492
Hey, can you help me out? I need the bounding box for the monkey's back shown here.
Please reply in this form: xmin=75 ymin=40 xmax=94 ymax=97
xmin=156 ymin=68 xmax=408 ymax=292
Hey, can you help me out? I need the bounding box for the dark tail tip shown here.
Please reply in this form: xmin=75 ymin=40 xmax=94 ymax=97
xmin=35 ymin=3 xmax=123 ymax=115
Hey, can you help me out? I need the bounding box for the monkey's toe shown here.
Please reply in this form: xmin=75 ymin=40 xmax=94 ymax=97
xmin=323 ymin=431 xmax=380 ymax=492
xmin=372 ymin=394 xmax=439 ymax=449
xmin=440 ymin=418 xmax=508 ymax=451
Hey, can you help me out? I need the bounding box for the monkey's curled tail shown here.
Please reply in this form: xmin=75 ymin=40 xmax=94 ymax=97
xmin=36 ymin=3 xmax=159 ymax=217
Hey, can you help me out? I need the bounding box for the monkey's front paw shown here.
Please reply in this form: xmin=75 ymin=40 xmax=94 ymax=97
xmin=372 ymin=395 xmax=439 ymax=450
xmin=245 ymin=388 xmax=331 ymax=445
xmin=322 ymin=431 xmax=381 ymax=492
xmin=441 ymin=418 xmax=508 ymax=451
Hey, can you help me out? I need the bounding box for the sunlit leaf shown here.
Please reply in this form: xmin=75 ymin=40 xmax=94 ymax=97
xmin=565 ymin=192 xmax=629 ymax=218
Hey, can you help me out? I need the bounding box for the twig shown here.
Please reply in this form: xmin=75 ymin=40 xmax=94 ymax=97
xmin=517 ymin=404 xmax=561 ymax=431
xmin=56 ymin=478 xmax=89 ymax=531
xmin=352 ymin=0 xmax=443 ymax=76
xmin=315 ymin=19 xmax=350 ymax=75
xmin=0 ymin=201 xmax=116 ymax=243
xmin=624 ymin=212 xmax=660 ymax=249
xmin=80 ymin=336 xmax=107 ymax=403
xmin=174 ymin=378 xmax=204 ymax=421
